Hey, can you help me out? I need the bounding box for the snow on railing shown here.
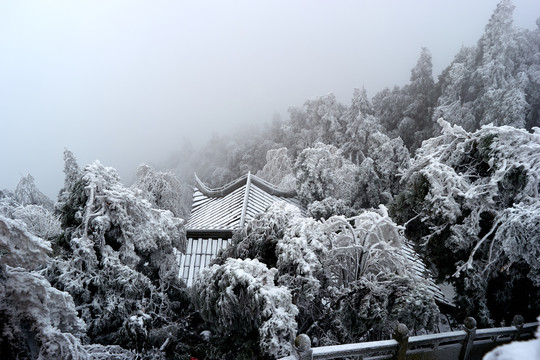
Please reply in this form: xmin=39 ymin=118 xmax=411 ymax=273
xmin=279 ymin=315 xmax=538 ymax=360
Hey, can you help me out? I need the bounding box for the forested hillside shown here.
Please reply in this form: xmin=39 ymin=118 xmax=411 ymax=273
xmin=1 ymin=1 xmax=540 ymax=359
xmin=175 ymin=1 xmax=540 ymax=193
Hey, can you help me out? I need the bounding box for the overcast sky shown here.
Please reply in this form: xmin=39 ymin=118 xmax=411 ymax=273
xmin=1 ymin=0 xmax=539 ymax=199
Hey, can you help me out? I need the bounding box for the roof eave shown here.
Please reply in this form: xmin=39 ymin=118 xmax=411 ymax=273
xmin=186 ymin=228 xmax=235 ymax=239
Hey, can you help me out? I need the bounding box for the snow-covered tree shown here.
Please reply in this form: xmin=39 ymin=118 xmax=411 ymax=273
xmin=373 ymin=48 xmax=437 ymax=150
xmin=294 ymin=142 xmax=359 ymax=208
xmin=315 ymin=208 xmax=439 ymax=343
xmin=323 ymin=209 xmax=410 ymax=287
xmin=336 ymin=88 xmax=412 ymax=209
xmin=341 ymin=87 xmax=380 ymax=165
xmin=435 ymin=0 xmax=529 ymax=132
xmin=473 ymin=0 xmax=528 ymax=129
xmin=192 ymin=257 xmax=298 ymax=359
xmin=255 ymin=147 xmax=296 ymax=190
xmin=353 ymin=133 xmax=410 ymax=209
xmin=521 ymin=18 xmax=540 ymax=129
xmin=400 ymin=47 xmax=437 ymax=150
xmin=304 ymin=93 xmax=346 ymax=146
xmin=281 ymin=94 xmax=347 ymax=155
xmin=373 ymin=86 xmax=410 ymax=139
xmin=1 ymin=213 xmax=138 ymax=360
xmin=49 ymin=160 xmax=188 ymax=355
xmin=392 ymin=119 xmax=540 ymax=325
xmin=0 ymin=216 xmax=88 ymax=359
xmin=14 ymin=173 xmax=54 ymax=210
xmin=433 ymin=46 xmax=478 ymax=130
xmin=56 ymin=149 xmax=81 ymax=210
xmin=133 ymin=163 xmax=192 ymax=219
xmin=0 ymin=177 xmax=61 ymax=243
xmin=0 ymin=189 xmax=17 ymax=218
xmin=216 ymin=202 xmax=325 ymax=334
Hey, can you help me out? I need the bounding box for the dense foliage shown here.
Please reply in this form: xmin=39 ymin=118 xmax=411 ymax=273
xmin=192 ymin=257 xmax=298 ymax=359
xmin=170 ymin=0 xmax=540 ymax=332
xmin=2 ymin=1 xmax=539 ymax=358
xmin=202 ymin=202 xmax=440 ymax=354
xmin=0 ymin=215 xmax=134 ymax=360
xmin=392 ymin=119 xmax=540 ymax=325
xmin=49 ymin=158 xmax=192 ymax=357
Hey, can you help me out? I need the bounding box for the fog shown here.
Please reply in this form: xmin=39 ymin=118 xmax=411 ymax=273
xmin=1 ymin=0 xmax=539 ymax=199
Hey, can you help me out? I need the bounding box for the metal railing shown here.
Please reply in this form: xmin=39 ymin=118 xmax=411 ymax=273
xmin=279 ymin=315 xmax=538 ymax=360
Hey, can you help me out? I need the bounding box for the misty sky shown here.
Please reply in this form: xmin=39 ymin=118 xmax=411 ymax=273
xmin=1 ymin=0 xmax=539 ymax=199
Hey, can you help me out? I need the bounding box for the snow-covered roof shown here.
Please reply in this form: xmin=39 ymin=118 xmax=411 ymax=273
xmin=186 ymin=172 xmax=304 ymax=235
xmin=180 ymin=172 xmax=305 ymax=286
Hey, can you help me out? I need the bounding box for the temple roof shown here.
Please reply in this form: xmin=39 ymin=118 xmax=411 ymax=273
xmin=185 ymin=172 xmax=304 ymax=236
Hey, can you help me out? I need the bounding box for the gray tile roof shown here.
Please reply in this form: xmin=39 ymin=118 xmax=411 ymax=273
xmin=185 ymin=172 xmax=303 ymax=233
xmin=402 ymin=242 xmax=453 ymax=308
xmin=179 ymin=237 xmax=232 ymax=287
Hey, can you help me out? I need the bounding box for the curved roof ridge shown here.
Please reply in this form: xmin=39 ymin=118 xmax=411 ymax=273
xmin=194 ymin=172 xmax=296 ymax=198
xmin=250 ymin=174 xmax=297 ymax=197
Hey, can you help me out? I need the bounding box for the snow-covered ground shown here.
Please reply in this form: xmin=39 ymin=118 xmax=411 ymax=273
xmin=484 ymin=317 xmax=540 ymax=359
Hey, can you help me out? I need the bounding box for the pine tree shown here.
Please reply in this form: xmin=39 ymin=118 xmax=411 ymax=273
xmin=401 ymin=47 xmax=437 ymax=150
xmin=14 ymin=174 xmax=53 ymax=210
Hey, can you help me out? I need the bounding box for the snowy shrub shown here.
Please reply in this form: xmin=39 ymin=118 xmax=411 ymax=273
xmin=12 ymin=204 xmax=62 ymax=241
xmin=192 ymin=258 xmax=298 ymax=358
xmin=316 ymin=271 xmax=439 ymax=345
xmin=0 ymin=189 xmax=17 ymax=218
xmin=392 ymin=119 xmax=540 ymax=325
xmin=322 ymin=208 xmax=411 ymax=287
xmin=333 ymin=276 xmax=390 ymax=341
xmin=311 ymin=207 xmax=440 ymax=343
xmin=384 ymin=275 xmax=440 ymax=333
xmin=331 ymin=273 xmax=436 ymax=342
xmin=218 ymin=201 xmax=296 ymax=267
xmin=218 ymin=201 xmax=326 ymax=332
xmin=83 ymin=344 xmax=135 ymax=360
xmin=274 ymin=209 xmax=326 ymax=332
xmin=0 ymin=175 xmax=61 ymax=242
